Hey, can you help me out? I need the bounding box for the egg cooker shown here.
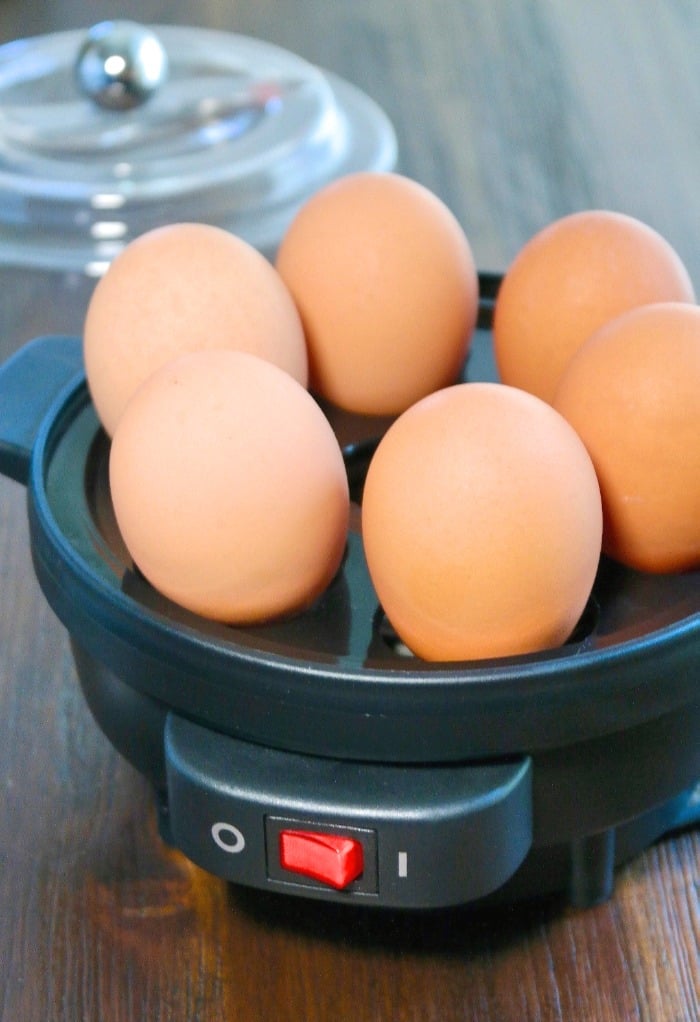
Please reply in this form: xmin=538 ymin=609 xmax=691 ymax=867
xmin=1 ymin=272 xmax=698 ymax=911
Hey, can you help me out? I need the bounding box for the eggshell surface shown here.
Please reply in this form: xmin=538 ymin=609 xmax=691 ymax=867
xmin=275 ymin=171 xmax=479 ymax=415
xmin=361 ymin=382 xmax=603 ymax=661
xmin=85 ymin=223 xmax=308 ymax=436
xmin=109 ymin=350 xmax=349 ymax=624
xmin=493 ymin=210 xmax=695 ymax=402
xmin=554 ymin=302 xmax=700 ymax=573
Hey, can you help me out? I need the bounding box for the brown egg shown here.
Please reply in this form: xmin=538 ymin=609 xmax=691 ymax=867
xmin=275 ymin=171 xmax=479 ymax=416
xmin=554 ymin=303 xmax=700 ymax=573
xmin=109 ymin=350 xmax=349 ymax=624
xmin=493 ymin=210 xmax=695 ymax=402
xmin=84 ymin=223 xmax=308 ymax=436
xmin=361 ymin=382 xmax=603 ymax=661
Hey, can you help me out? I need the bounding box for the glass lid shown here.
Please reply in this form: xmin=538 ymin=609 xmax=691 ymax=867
xmin=0 ymin=22 xmax=397 ymax=275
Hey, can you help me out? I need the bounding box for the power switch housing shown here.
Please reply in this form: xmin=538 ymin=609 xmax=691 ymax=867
xmin=164 ymin=713 xmax=532 ymax=909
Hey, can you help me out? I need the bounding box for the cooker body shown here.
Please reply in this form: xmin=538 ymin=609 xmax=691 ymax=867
xmin=0 ymin=320 xmax=697 ymax=910
xmin=70 ymin=636 xmax=700 ymax=908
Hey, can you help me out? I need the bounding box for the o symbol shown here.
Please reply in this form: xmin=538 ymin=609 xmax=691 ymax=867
xmin=211 ymin=822 xmax=246 ymax=854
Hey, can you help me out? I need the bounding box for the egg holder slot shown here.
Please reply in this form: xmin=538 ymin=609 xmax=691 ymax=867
xmin=0 ymin=274 xmax=698 ymax=910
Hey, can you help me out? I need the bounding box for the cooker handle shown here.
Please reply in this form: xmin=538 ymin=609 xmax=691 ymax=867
xmin=0 ymin=335 xmax=84 ymax=485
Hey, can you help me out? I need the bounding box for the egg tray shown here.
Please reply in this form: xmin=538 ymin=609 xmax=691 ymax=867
xmin=1 ymin=273 xmax=698 ymax=910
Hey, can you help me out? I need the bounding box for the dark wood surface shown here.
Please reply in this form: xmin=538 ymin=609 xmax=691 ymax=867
xmin=0 ymin=2 xmax=698 ymax=1020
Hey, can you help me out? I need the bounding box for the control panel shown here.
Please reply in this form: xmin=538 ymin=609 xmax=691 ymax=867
xmin=163 ymin=713 xmax=532 ymax=909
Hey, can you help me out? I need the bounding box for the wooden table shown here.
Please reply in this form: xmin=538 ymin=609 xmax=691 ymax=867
xmin=0 ymin=2 xmax=698 ymax=1019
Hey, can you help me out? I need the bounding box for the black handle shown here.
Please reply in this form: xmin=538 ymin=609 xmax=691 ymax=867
xmin=0 ymin=335 xmax=84 ymax=484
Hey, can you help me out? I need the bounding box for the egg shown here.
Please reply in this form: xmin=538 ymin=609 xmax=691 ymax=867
xmin=84 ymin=222 xmax=308 ymax=436
xmin=109 ymin=350 xmax=349 ymax=624
xmin=275 ymin=171 xmax=479 ymax=416
xmin=493 ymin=210 xmax=695 ymax=402
xmin=361 ymin=382 xmax=603 ymax=662
xmin=553 ymin=302 xmax=700 ymax=573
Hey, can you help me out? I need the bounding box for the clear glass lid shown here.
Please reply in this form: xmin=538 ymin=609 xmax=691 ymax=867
xmin=0 ymin=22 xmax=397 ymax=275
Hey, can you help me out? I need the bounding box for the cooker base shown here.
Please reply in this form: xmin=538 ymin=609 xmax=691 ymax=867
xmin=72 ymin=637 xmax=700 ymax=910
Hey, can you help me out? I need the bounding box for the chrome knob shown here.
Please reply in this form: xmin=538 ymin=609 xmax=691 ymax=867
xmin=75 ymin=20 xmax=169 ymax=111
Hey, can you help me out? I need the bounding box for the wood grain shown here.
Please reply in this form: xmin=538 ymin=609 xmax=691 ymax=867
xmin=0 ymin=1 xmax=698 ymax=1020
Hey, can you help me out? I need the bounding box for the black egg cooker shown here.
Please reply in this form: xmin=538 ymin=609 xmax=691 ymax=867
xmin=1 ymin=273 xmax=698 ymax=910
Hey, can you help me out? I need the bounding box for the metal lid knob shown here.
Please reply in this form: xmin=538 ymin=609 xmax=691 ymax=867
xmin=75 ymin=20 xmax=169 ymax=111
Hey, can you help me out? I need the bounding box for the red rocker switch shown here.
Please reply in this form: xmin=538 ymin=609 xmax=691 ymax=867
xmin=279 ymin=829 xmax=364 ymax=889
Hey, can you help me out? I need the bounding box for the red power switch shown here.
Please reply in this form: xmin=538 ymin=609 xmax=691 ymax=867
xmin=279 ymin=829 xmax=364 ymax=889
